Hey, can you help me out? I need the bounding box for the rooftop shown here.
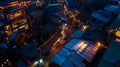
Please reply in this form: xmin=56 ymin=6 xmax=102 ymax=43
xmin=109 ymin=14 xmax=120 ymax=30
xmin=20 ymin=43 xmax=40 ymax=58
xmin=91 ymin=10 xmax=113 ymax=23
xmin=104 ymin=5 xmax=120 ymax=13
xmin=98 ymin=40 xmax=120 ymax=67
xmin=7 ymin=6 xmax=23 ymax=13
xmin=72 ymin=29 xmax=85 ymax=39
xmin=51 ymin=38 xmax=101 ymax=66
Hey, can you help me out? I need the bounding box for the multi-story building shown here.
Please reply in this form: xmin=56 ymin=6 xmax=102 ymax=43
xmin=0 ymin=1 xmax=29 ymax=42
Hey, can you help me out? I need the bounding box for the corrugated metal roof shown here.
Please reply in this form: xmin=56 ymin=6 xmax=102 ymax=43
xmin=109 ymin=14 xmax=120 ymax=30
xmin=98 ymin=59 xmax=114 ymax=67
xmin=51 ymin=38 xmax=99 ymax=66
xmin=91 ymin=10 xmax=112 ymax=23
xmin=51 ymin=39 xmax=85 ymax=67
xmin=64 ymin=38 xmax=80 ymax=49
xmin=104 ymin=5 xmax=120 ymax=13
xmin=98 ymin=40 xmax=120 ymax=67
xmin=72 ymin=30 xmax=85 ymax=39
xmin=103 ymin=40 xmax=120 ymax=63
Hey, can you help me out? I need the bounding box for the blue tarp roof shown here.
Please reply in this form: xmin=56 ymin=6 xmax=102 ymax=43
xmin=47 ymin=3 xmax=59 ymax=7
xmin=64 ymin=38 xmax=80 ymax=49
xmin=104 ymin=5 xmax=120 ymax=13
xmin=72 ymin=30 xmax=85 ymax=39
xmin=91 ymin=10 xmax=112 ymax=23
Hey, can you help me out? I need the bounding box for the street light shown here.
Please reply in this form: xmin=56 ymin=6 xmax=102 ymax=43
xmin=39 ymin=59 xmax=43 ymax=63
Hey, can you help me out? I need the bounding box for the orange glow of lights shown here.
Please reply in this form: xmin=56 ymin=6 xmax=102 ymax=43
xmin=77 ymin=41 xmax=85 ymax=48
xmin=1 ymin=64 xmax=4 ymax=67
xmin=4 ymin=62 xmax=7 ymax=64
xmin=0 ymin=6 xmax=5 ymax=9
xmin=97 ymin=42 xmax=101 ymax=47
xmin=9 ymin=1 xmax=19 ymax=7
xmin=115 ymin=30 xmax=120 ymax=37
xmin=82 ymin=25 xmax=89 ymax=31
xmin=6 ymin=59 xmax=9 ymax=62
xmin=78 ymin=43 xmax=87 ymax=52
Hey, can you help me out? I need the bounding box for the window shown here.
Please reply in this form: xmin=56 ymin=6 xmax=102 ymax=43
xmin=8 ymin=10 xmax=23 ymax=20
xmin=5 ymin=25 xmax=13 ymax=36
xmin=19 ymin=24 xmax=29 ymax=30
xmin=12 ymin=21 xmax=19 ymax=28
xmin=11 ymin=18 xmax=27 ymax=28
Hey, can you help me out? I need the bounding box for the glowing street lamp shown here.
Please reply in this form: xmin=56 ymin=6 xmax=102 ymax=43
xmin=39 ymin=59 xmax=43 ymax=63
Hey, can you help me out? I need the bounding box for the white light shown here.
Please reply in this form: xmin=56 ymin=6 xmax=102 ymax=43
xmin=34 ymin=61 xmax=38 ymax=65
xmin=39 ymin=59 xmax=43 ymax=63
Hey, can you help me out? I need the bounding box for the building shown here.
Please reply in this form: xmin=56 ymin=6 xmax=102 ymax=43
xmin=98 ymin=40 xmax=120 ymax=67
xmin=91 ymin=10 xmax=117 ymax=27
xmin=104 ymin=5 xmax=120 ymax=13
xmin=108 ymin=13 xmax=120 ymax=40
xmin=19 ymin=43 xmax=41 ymax=67
xmin=0 ymin=1 xmax=29 ymax=42
xmin=82 ymin=30 xmax=108 ymax=45
xmin=51 ymin=38 xmax=103 ymax=67
xmin=72 ymin=29 xmax=85 ymax=39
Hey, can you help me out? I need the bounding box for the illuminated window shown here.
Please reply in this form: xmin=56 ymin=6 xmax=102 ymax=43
xmin=19 ymin=18 xmax=27 ymax=24
xmin=5 ymin=25 xmax=13 ymax=36
xmin=19 ymin=24 xmax=29 ymax=30
xmin=8 ymin=10 xmax=23 ymax=20
xmin=12 ymin=18 xmax=27 ymax=28
xmin=23 ymin=18 xmax=27 ymax=23
xmin=12 ymin=21 xmax=18 ymax=28
xmin=14 ymin=11 xmax=22 ymax=17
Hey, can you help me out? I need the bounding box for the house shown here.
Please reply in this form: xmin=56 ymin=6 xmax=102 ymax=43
xmin=98 ymin=40 xmax=120 ymax=67
xmin=0 ymin=1 xmax=29 ymax=41
xmin=82 ymin=30 xmax=107 ymax=44
xmin=51 ymin=38 xmax=102 ymax=67
xmin=72 ymin=29 xmax=85 ymax=39
xmin=108 ymin=14 xmax=120 ymax=38
xmin=104 ymin=5 xmax=120 ymax=13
